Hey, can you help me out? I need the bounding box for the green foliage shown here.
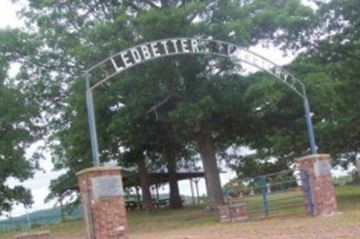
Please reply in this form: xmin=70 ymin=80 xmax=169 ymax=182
xmin=240 ymin=0 xmax=360 ymax=171
xmin=0 ymin=29 xmax=41 ymax=215
xmin=300 ymin=0 xmax=360 ymax=166
xmin=18 ymin=0 xmax=317 ymax=201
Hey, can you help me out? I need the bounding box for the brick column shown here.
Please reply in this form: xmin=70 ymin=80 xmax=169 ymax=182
xmin=218 ymin=203 xmax=247 ymax=223
xmin=297 ymin=154 xmax=338 ymax=216
xmin=76 ymin=167 xmax=128 ymax=239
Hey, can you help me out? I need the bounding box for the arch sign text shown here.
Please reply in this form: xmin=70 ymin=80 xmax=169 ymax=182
xmin=87 ymin=38 xmax=304 ymax=97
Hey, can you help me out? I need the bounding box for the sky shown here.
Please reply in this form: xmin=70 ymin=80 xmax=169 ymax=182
xmin=0 ymin=0 xmax=24 ymax=28
xmin=0 ymin=0 xmax=323 ymax=219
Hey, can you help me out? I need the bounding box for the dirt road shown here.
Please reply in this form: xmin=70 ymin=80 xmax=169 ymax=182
xmin=54 ymin=215 xmax=360 ymax=239
xmin=129 ymin=215 xmax=360 ymax=239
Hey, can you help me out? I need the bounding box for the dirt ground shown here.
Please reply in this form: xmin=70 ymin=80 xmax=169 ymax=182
xmin=53 ymin=213 xmax=360 ymax=239
xmin=129 ymin=216 xmax=360 ymax=239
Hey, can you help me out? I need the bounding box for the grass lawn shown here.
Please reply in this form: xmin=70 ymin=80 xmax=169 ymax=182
xmin=1 ymin=184 xmax=360 ymax=238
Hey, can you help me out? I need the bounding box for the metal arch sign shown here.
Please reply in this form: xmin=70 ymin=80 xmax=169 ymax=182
xmin=86 ymin=37 xmax=305 ymax=97
xmin=85 ymin=37 xmax=317 ymax=166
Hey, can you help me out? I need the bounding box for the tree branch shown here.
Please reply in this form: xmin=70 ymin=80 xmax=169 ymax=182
xmin=143 ymin=0 xmax=160 ymax=9
xmin=124 ymin=0 xmax=141 ymax=12
xmin=147 ymin=92 xmax=183 ymax=113
xmin=337 ymin=50 xmax=360 ymax=62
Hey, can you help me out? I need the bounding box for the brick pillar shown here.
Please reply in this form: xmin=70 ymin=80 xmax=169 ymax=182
xmin=76 ymin=167 xmax=128 ymax=239
xmin=297 ymin=154 xmax=338 ymax=215
xmin=218 ymin=203 xmax=248 ymax=223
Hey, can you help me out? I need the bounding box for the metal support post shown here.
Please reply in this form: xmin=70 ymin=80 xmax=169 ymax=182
xmin=260 ymin=177 xmax=269 ymax=217
xmin=194 ymin=178 xmax=200 ymax=204
xmin=85 ymin=73 xmax=100 ymax=166
xmin=302 ymin=170 xmax=314 ymax=216
xmin=303 ymin=93 xmax=317 ymax=155
xmin=189 ymin=179 xmax=195 ymax=204
xmin=25 ymin=210 xmax=32 ymax=232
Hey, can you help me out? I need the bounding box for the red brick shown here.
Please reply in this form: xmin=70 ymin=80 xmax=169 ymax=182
xmin=218 ymin=203 xmax=248 ymax=222
xmin=77 ymin=167 xmax=128 ymax=239
xmin=297 ymin=154 xmax=338 ymax=216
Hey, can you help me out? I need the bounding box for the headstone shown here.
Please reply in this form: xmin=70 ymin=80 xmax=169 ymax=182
xmin=239 ymin=191 xmax=244 ymax=198
xmin=267 ymin=183 xmax=272 ymax=193
xmin=250 ymin=187 xmax=255 ymax=196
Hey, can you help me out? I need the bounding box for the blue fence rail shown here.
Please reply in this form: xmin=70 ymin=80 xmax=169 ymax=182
xmin=224 ymin=169 xmax=314 ymax=220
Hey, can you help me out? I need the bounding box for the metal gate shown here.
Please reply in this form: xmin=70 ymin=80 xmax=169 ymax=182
xmin=224 ymin=169 xmax=314 ymax=220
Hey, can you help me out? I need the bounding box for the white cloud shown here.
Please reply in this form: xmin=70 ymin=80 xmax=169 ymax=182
xmin=0 ymin=0 xmax=25 ymax=29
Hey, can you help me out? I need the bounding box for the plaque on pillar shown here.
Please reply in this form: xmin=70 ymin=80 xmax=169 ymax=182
xmin=314 ymin=160 xmax=331 ymax=177
xmin=92 ymin=175 xmax=124 ymax=200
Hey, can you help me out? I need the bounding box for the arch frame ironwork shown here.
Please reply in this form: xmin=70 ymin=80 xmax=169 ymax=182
xmin=85 ymin=37 xmax=317 ymax=166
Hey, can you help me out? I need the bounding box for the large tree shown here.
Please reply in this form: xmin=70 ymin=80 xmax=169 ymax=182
xmin=304 ymin=0 xmax=360 ymax=166
xmin=21 ymin=0 xmax=316 ymax=209
xmin=224 ymin=58 xmax=338 ymax=177
xmin=223 ymin=0 xmax=360 ymax=177
xmin=0 ymin=29 xmax=40 ymax=215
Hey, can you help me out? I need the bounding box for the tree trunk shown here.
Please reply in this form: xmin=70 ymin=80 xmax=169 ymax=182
xmin=195 ymin=131 xmax=224 ymax=210
xmin=138 ymin=159 xmax=155 ymax=212
xmin=189 ymin=179 xmax=195 ymax=204
xmin=166 ymin=153 xmax=183 ymax=209
xmin=194 ymin=178 xmax=200 ymax=204
xmin=135 ymin=186 xmax=141 ymax=210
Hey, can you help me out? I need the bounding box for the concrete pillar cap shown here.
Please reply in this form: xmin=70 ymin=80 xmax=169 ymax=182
xmin=13 ymin=231 xmax=50 ymax=239
xmin=296 ymin=154 xmax=331 ymax=162
xmin=76 ymin=166 xmax=122 ymax=176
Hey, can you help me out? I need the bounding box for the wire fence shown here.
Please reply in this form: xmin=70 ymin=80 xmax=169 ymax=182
xmin=224 ymin=169 xmax=313 ymax=220
xmin=0 ymin=206 xmax=84 ymax=238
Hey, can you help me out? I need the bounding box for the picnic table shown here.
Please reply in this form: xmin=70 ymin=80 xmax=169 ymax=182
xmin=125 ymin=198 xmax=170 ymax=210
